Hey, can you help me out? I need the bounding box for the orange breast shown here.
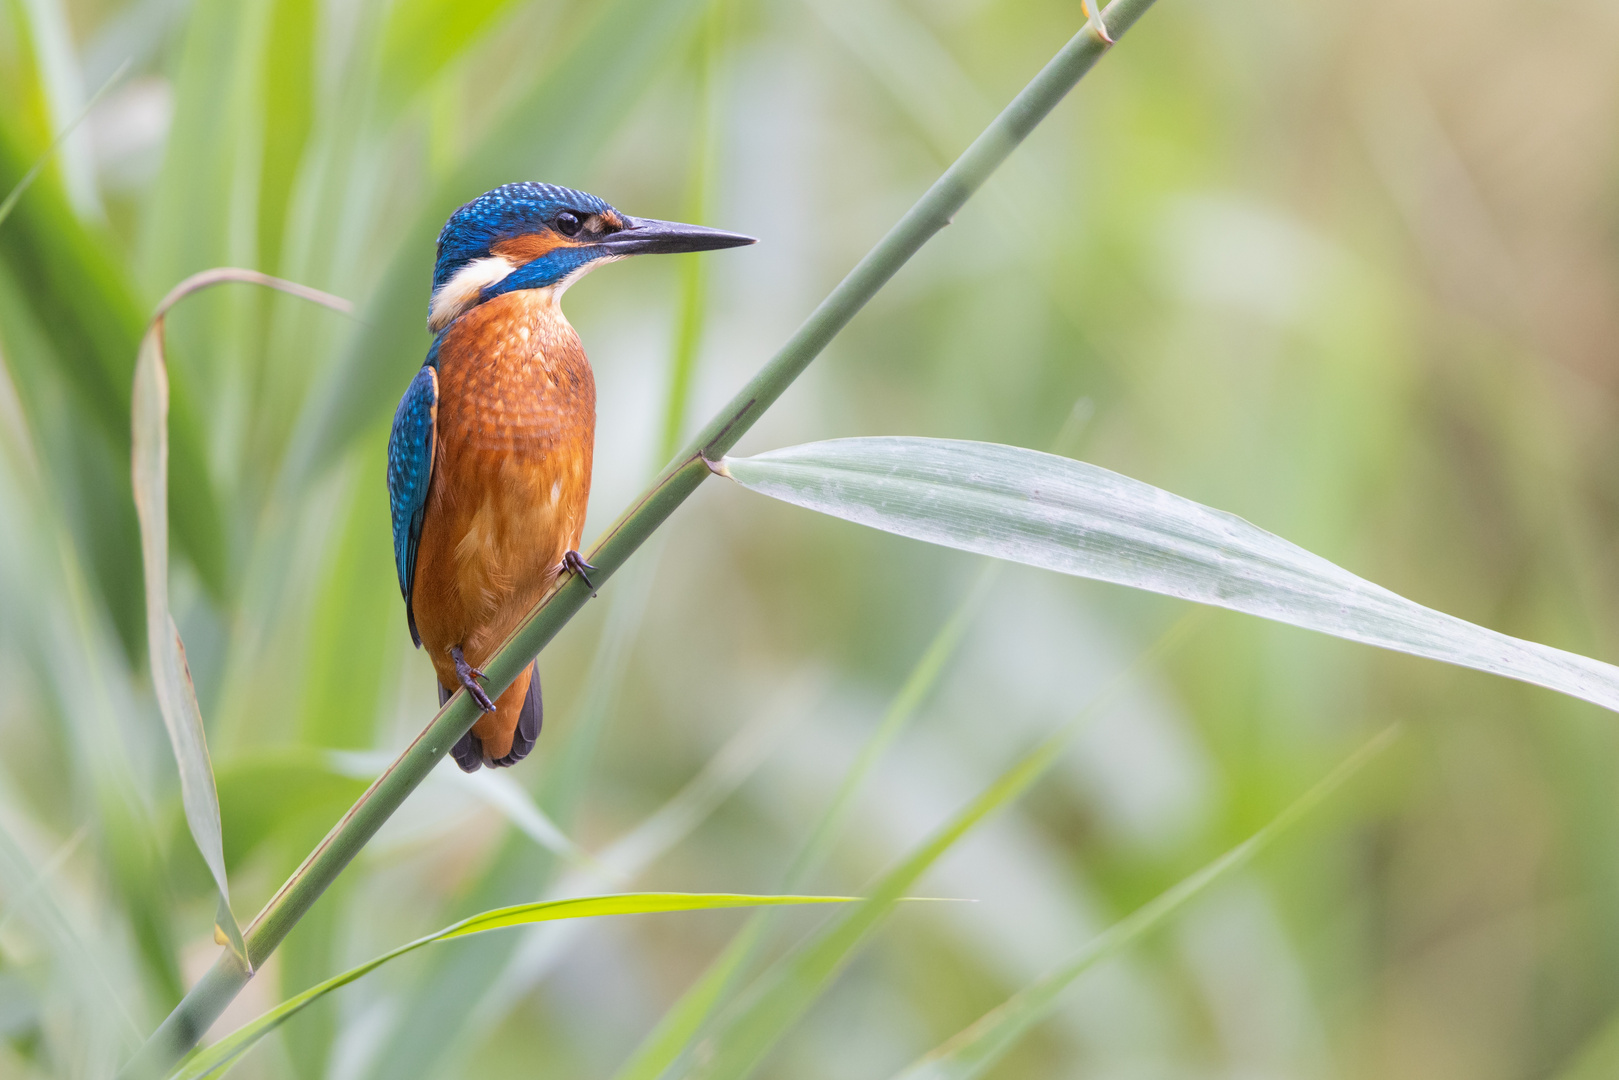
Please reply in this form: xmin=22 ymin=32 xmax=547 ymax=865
xmin=411 ymin=289 xmax=596 ymax=700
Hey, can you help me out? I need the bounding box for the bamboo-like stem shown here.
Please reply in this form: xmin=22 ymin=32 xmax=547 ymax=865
xmin=118 ymin=3 xmax=1150 ymax=1075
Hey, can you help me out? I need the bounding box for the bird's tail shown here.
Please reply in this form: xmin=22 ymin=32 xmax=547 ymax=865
xmin=446 ymin=662 xmax=542 ymax=772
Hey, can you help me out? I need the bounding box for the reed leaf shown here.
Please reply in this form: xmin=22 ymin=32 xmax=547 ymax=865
xmin=719 ymin=437 xmax=1619 ymax=713
xmin=376 ymin=0 xmax=526 ymax=112
xmin=132 ymin=269 xmax=351 ymax=968
xmin=322 ymin=750 xmax=589 ymax=866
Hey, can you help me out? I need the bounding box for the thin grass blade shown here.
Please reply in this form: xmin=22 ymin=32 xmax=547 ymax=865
xmin=170 ymin=894 xmax=859 ymax=1080
xmin=10 ymin=0 xmax=101 ymax=214
xmin=592 ymin=676 xmax=817 ymax=884
xmin=888 ymin=726 xmax=1401 ymax=1080
xmin=376 ymin=0 xmax=526 ymax=115
xmin=0 ymin=339 xmax=189 ymax=1002
xmin=720 ymin=438 xmax=1619 ymax=713
xmin=0 ymin=58 xmax=128 ymax=230
xmin=445 ymin=769 xmax=591 ymax=866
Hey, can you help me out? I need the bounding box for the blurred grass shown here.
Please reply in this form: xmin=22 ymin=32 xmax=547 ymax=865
xmin=0 ymin=0 xmax=1617 ymax=1077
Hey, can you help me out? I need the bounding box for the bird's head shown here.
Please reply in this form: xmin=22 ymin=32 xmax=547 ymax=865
xmin=428 ymin=182 xmax=755 ymax=332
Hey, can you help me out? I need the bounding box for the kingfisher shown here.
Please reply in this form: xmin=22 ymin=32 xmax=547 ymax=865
xmin=387 ymin=182 xmax=754 ymax=771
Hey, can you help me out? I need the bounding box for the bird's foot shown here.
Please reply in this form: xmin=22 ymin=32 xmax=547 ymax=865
xmin=450 ymin=645 xmax=496 ymax=712
xmin=562 ymin=550 xmax=598 ymax=596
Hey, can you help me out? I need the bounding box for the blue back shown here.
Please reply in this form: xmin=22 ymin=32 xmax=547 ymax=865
xmin=387 ymin=340 xmax=443 ymax=644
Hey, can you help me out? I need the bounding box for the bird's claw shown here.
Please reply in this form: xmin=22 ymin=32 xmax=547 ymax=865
xmin=562 ymin=550 xmax=598 ymax=596
xmin=450 ymin=646 xmax=496 ymax=713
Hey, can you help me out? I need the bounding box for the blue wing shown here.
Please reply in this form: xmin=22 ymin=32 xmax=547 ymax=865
xmin=387 ymin=363 xmax=439 ymax=647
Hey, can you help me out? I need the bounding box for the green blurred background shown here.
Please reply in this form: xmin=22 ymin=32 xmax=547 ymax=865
xmin=3 ymin=0 xmax=1619 ymax=1076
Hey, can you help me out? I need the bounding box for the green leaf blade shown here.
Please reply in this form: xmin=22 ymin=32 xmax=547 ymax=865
xmin=722 ymin=438 xmax=1619 ymax=712
xmin=440 ymin=893 xmax=858 ymax=940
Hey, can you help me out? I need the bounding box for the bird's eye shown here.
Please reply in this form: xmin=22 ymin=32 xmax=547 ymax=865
xmin=554 ymin=211 xmax=582 ymax=237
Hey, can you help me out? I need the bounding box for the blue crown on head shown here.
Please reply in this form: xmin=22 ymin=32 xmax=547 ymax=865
xmin=426 ymin=182 xmax=756 ymax=332
xmin=432 ymin=182 xmax=616 ymax=295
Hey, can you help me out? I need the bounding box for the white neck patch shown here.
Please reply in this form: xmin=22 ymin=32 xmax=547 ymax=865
xmin=426 ymin=251 xmax=627 ymax=332
xmin=428 ymin=255 xmax=515 ymax=331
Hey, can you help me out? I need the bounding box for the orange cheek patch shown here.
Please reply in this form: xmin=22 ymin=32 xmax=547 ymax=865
xmin=491 ymin=231 xmax=582 ymax=262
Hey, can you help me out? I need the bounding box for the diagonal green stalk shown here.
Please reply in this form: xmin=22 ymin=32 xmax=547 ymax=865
xmin=117 ymin=4 xmax=1150 ymax=1075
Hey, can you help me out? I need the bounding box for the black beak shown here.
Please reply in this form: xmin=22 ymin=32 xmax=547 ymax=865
xmin=599 ymin=216 xmax=757 ymax=256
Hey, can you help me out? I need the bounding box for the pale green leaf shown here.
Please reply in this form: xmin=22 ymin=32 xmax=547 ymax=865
xmin=168 ymin=894 xmax=859 ymax=1080
xmin=720 ymin=438 xmax=1619 ymax=712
